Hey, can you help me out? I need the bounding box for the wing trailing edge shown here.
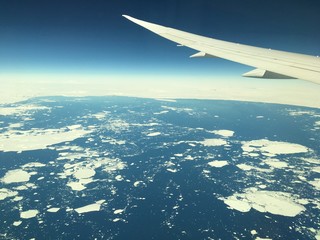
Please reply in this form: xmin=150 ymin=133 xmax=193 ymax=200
xmin=123 ymin=15 xmax=320 ymax=85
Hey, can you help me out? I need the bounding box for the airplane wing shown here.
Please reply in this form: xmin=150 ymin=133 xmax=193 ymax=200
xmin=123 ymin=15 xmax=320 ymax=85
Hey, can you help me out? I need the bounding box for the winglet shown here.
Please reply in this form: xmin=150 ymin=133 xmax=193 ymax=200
xmin=242 ymin=68 xmax=295 ymax=79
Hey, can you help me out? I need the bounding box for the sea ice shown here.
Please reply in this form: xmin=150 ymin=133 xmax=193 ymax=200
xmin=221 ymin=189 xmax=305 ymax=217
xmin=263 ymin=159 xmax=288 ymax=169
xmin=0 ymin=104 xmax=49 ymax=116
xmin=22 ymin=162 xmax=46 ymax=168
xmin=242 ymin=139 xmax=309 ymax=155
xmin=209 ymin=130 xmax=234 ymax=138
xmin=13 ymin=221 xmax=22 ymax=226
xmin=73 ymin=168 xmax=95 ymax=179
xmin=167 ymin=168 xmax=177 ymax=173
xmin=20 ymin=210 xmax=39 ymax=219
xmin=0 ymin=188 xmax=18 ymax=200
xmin=0 ymin=127 xmax=92 ymax=152
xmin=1 ymin=169 xmax=30 ymax=184
xmin=47 ymin=208 xmax=60 ymax=213
xmin=208 ymin=160 xmax=229 ymax=168
xmin=133 ymin=181 xmax=144 ymax=187
xmin=115 ymin=175 xmax=124 ymax=181
xmin=67 ymin=182 xmax=86 ymax=191
xmin=146 ymin=132 xmax=161 ymax=137
xmin=75 ymin=203 xmax=101 ymax=214
xmin=200 ymin=138 xmax=227 ymax=147
xmin=309 ymin=179 xmax=320 ymax=190
xmin=114 ymin=209 xmax=125 ymax=214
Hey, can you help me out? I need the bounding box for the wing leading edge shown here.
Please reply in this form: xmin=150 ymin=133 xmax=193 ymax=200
xmin=123 ymin=15 xmax=320 ymax=85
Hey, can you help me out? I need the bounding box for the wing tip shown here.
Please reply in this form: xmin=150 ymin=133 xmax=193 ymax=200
xmin=122 ymin=14 xmax=139 ymax=23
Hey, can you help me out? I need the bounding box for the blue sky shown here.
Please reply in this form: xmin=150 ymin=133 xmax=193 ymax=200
xmin=0 ymin=0 xmax=319 ymax=78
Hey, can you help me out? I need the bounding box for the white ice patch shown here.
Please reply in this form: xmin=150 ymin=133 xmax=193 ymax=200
xmin=67 ymin=182 xmax=86 ymax=191
xmin=103 ymin=159 xmax=126 ymax=173
xmin=20 ymin=210 xmax=39 ymax=219
xmin=13 ymin=196 xmax=23 ymax=201
xmin=167 ymin=168 xmax=177 ymax=173
xmin=91 ymin=112 xmax=108 ymax=120
xmin=1 ymin=169 xmax=30 ymax=184
xmin=300 ymin=158 xmax=320 ymax=164
xmin=0 ymin=188 xmax=18 ymax=200
xmin=146 ymin=132 xmax=161 ymax=137
xmin=242 ymin=139 xmax=309 ymax=155
xmin=9 ymin=123 xmax=23 ymax=128
xmin=309 ymin=179 xmax=320 ymax=190
xmin=236 ymin=164 xmax=254 ymax=171
xmin=221 ymin=189 xmax=305 ymax=217
xmin=263 ymin=159 xmax=288 ymax=169
xmin=13 ymin=221 xmax=22 ymax=226
xmin=312 ymin=167 xmax=320 ymax=173
xmin=133 ymin=181 xmax=144 ymax=187
xmin=75 ymin=200 xmax=104 ymax=214
xmin=208 ymin=160 xmax=229 ymax=168
xmin=200 ymin=138 xmax=227 ymax=147
xmin=236 ymin=164 xmax=271 ymax=173
xmin=209 ymin=130 xmax=234 ymax=138
xmin=223 ymin=197 xmax=251 ymax=212
xmin=22 ymin=162 xmax=46 ymax=168
xmin=115 ymin=175 xmax=124 ymax=181
xmin=153 ymin=111 xmax=169 ymax=115
xmin=114 ymin=209 xmax=125 ymax=214
xmin=0 ymin=104 xmax=49 ymax=116
xmin=73 ymin=168 xmax=95 ymax=180
xmin=47 ymin=208 xmax=60 ymax=213
xmin=0 ymin=126 xmax=92 ymax=152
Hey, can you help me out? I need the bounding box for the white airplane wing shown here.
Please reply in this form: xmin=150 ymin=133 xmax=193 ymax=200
xmin=123 ymin=15 xmax=320 ymax=85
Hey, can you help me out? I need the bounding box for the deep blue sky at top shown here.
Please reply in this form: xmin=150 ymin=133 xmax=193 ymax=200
xmin=0 ymin=0 xmax=319 ymax=77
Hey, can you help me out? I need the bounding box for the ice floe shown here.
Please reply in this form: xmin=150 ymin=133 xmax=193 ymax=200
xmin=13 ymin=196 xmax=23 ymax=201
xmin=115 ymin=175 xmax=124 ymax=181
xmin=75 ymin=200 xmax=105 ymax=214
xmin=114 ymin=209 xmax=125 ymax=214
xmin=209 ymin=130 xmax=234 ymax=138
xmin=91 ymin=112 xmax=109 ymax=120
xmin=1 ymin=169 xmax=31 ymax=184
xmin=220 ymin=189 xmax=306 ymax=217
xmin=263 ymin=159 xmax=288 ymax=169
xmin=153 ymin=111 xmax=169 ymax=115
xmin=22 ymin=162 xmax=46 ymax=168
xmin=312 ymin=167 xmax=320 ymax=173
xmin=236 ymin=164 xmax=271 ymax=173
xmin=20 ymin=210 xmax=39 ymax=219
xmin=133 ymin=181 xmax=144 ymax=187
xmin=47 ymin=208 xmax=60 ymax=213
xmin=103 ymin=159 xmax=126 ymax=173
xmin=0 ymin=126 xmax=92 ymax=152
xmin=208 ymin=160 xmax=229 ymax=168
xmin=241 ymin=139 xmax=309 ymax=156
xmin=67 ymin=182 xmax=86 ymax=191
xmin=0 ymin=188 xmax=18 ymax=200
xmin=13 ymin=221 xmax=22 ymax=226
xmin=167 ymin=168 xmax=178 ymax=173
xmin=146 ymin=132 xmax=161 ymax=137
xmin=0 ymin=104 xmax=49 ymax=116
xmin=309 ymin=179 xmax=320 ymax=190
xmin=73 ymin=168 xmax=96 ymax=180
xmin=200 ymin=138 xmax=227 ymax=147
